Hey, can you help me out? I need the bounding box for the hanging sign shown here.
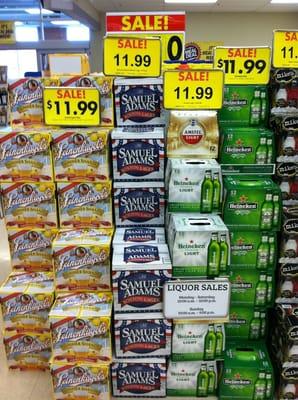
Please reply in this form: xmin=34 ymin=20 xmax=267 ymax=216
xmin=273 ymin=30 xmax=298 ymax=68
xmin=0 ymin=21 xmax=15 ymax=44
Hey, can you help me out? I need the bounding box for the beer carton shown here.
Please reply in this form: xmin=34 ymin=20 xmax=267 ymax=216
xmin=52 ymin=229 xmax=112 ymax=292
xmin=172 ymin=321 xmax=225 ymax=361
xmin=230 ymin=230 xmax=277 ymax=269
xmin=270 ymin=68 xmax=298 ymax=116
xmin=219 ymin=342 xmax=274 ymax=399
xmin=9 ymin=77 xmax=59 ymax=128
xmin=113 ymin=227 xmax=166 ymax=245
xmin=166 ymin=110 xmax=219 ymax=158
xmin=50 ymin=359 xmax=110 ymax=400
xmin=223 ymin=176 xmax=281 ymax=231
xmin=8 ymin=228 xmax=57 ymax=272
xmin=52 ymin=128 xmax=110 ymax=182
xmin=219 ymin=85 xmax=269 ymax=127
xmin=111 ymin=127 xmax=165 ymax=181
xmin=114 ymin=77 xmax=165 ymax=127
xmin=219 ymin=127 xmax=275 ymax=175
xmin=226 ymin=305 xmax=267 ymax=340
xmin=0 ymin=130 xmax=53 ymax=182
xmin=1 ymin=182 xmax=57 ymax=228
xmin=114 ymin=181 xmax=165 ymax=226
xmin=49 ymin=292 xmax=112 ymax=363
xmin=167 ymin=359 xmax=218 ymax=397
xmin=280 ymin=234 xmax=298 ymax=263
xmin=57 ymin=181 xmax=113 ymax=228
xmin=114 ymin=312 xmax=172 ymax=358
xmin=112 ymin=357 xmax=166 ymax=397
xmin=59 ymin=74 xmax=114 ymax=126
xmin=169 ymin=214 xmax=230 ymax=277
xmin=0 ymin=271 xmax=54 ymax=332
xmin=166 ymin=159 xmax=222 ymax=213
xmin=4 ymin=330 xmax=51 ymax=370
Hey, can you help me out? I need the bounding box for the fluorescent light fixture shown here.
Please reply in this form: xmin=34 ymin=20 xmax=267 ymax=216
xmin=25 ymin=8 xmax=54 ymax=15
xmin=16 ymin=26 xmax=38 ymax=42
xmin=51 ymin=20 xmax=80 ymax=26
xmin=164 ymin=0 xmax=217 ymax=3
xmin=67 ymin=26 xmax=90 ymax=41
xmin=15 ymin=21 xmax=23 ymax=26
xmin=271 ymin=0 xmax=298 ymax=3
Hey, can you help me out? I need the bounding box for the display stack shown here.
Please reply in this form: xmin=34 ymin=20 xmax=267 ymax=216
xmin=270 ymin=67 xmax=298 ymax=400
xmin=218 ymin=84 xmax=278 ymax=398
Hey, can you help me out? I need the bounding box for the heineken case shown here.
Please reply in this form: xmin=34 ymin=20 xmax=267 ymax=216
xmin=113 ymin=227 xmax=166 ymax=246
xmin=172 ymin=321 xmax=225 ymax=361
xmin=219 ymin=127 xmax=275 ymax=175
xmin=167 ymin=360 xmax=218 ymax=397
xmin=270 ymin=68 xmax=298 ymax=116
xmin=230 ymin=230 xmax=277 ymax=269
xmin=219 ymin=342 xmax=274 ymax=399
xmin=166 ymin=158 xmax=222 ymax=213
xmin=169 ymin=214 xmax=230 ymax=277
xmin=223 ymin=176 xmax=281 ymax=231
xmin=219 ymin=85 xmax=269 ymax=127
xmin=226 ymin=305 xmax=267 ymax=340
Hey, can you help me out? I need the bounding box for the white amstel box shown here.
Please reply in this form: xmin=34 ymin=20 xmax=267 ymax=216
xmin=114 ymin=181 xmax=165 ymax=226
xmin=112 ymin=357 xmax=166 ymax=397
xmin=112 ymin=127 xmax=165 ymax=181
xmin=114 ymin=312 xmax=172 ymax=358
xmin=113 ymin=227 xmax=166 ymax=246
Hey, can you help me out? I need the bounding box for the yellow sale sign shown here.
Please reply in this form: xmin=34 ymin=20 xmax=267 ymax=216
xmin=0 ymin=21 xmax=15 ymax=44
xmin=273 ymin=30 xmax=298 ymax=68
xmin=163 ymin=69 xmax=224 ymax=110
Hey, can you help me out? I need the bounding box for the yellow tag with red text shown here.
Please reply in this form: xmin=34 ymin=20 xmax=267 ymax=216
xmin=273 ymin=30 xmax=298 ymax=68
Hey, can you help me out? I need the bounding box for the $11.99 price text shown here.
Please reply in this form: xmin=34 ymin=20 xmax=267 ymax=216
xmin=46 ymin=99 xmax=98 ymax=115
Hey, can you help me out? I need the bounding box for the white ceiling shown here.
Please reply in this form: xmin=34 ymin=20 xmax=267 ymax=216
xmin=90 ymin=0 xmax=298 ymax=13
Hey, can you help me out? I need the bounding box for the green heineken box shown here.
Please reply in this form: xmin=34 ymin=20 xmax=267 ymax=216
xmin=219 ymin=85 xmax=269 ymax=127
xmin=223 ymin=176 xmax=281 ymax=231
xmin=229 ymin=268 xmax=275 ymax=307
xmin=226 ymin=305 xmax=267 ymax=340
xmin=230 ymin=230 xmax=277 ymax=269
xmin=219 ymin=342 xmax=274 ymax=399
xmin=219 ymin=127 xmax=275 ymax=175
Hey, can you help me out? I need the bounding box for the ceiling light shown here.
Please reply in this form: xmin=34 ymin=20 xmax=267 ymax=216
xmin=164 ymin=0 xmax=217 ymax=3
xmin=271 ymin=0 xmax=298 ymax=3
xmin=25 ymin=8 xmax=54 ymax=15
xmin=15 ymin=21 xmax=24 ymax=26
xmin=51 ymin=20 xmax=80 ymax=26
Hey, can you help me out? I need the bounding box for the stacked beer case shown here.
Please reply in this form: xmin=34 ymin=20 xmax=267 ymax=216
xmin=0 ymin=66 xmax=8 ymax=126
xmin=269 ymin=68 xmax=298 ymax=399
xmin=111 ymin=77 xmax=171 ymax=398
xmin=218 ymin=83 xmax=278 ymax=399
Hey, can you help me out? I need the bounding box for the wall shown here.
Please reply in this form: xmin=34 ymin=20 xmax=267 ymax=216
xmin=186 ymin=12 xmax=298 ymax=46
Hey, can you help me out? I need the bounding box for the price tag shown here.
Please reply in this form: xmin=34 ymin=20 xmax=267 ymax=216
xmin=163 ymin=69 xmax=224 ymax=110
xmin=103 ymin=36 xmax=161 ymax=77
xmin=214 ymin=46 xmax=271 ymax=85
xmin=163 ymin=279 xmax=231 ymax=321
xmin=273 ymin=30 xmax=298 ymax=68
xmin=43 ymin=87 xmax=100 ymax=126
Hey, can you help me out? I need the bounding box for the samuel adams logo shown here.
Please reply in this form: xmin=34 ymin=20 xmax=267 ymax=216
xmin=120 ymin=321 xmax=166 ymax=354
xmin=117 ymin=140 xmax=160 ymax=177
xmin=120 ymin=87 xmax=161 ymax=123
xmin=184 ymin=43 xmax=200 ymax=61
xmin=116 ymin=364 xmax=161 ymax=394
xmin=282 ymin=116 xmax=298 ymax=132
xmin=123 ymin=228 xmax=156 ymax=242
xmin=119 ymin=189 xmax=160 ymax=223
xmin=123 ymin=245 xmax=160 ymax=263
xmin=274 ymin=69 xmax=296 ymax=83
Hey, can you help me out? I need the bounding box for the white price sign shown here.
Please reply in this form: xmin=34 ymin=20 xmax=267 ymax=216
xmin=163 ymin=279 xmax=231 ymax=321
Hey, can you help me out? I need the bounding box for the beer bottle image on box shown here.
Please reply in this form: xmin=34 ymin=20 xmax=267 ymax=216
xmin=215 ymin=325 xmax=224 ymax=357
xmin=268 ymin=236 xmax=275 ymax=268
xmin=207 ymin=233 xmax=220 ymax=277
xmin=249 ymin=311 xmax=261 ymax=339
xmin=250 ymin=90 xmax=261 ymax=126
xmin=260 ymin=193 xmax=273 ymax=230
xmin=273 ymin=194 xmax=280 ymax=227
xmin=212 ymin=172 xmax=221 ymax=212
xmin=253 ymin=371 xmax=267 ymax=400
xmin=204 ymin=325 xmax=216 ymax=360
xmin=260 ymin=312 xmax=266 ymax=338
xmin=196 ymin=363 xmax=209 ymax=397
xmin=255 ymin=275 xmax=268 ymax=307
xmin=260 ymin=90 xmax=267 ymax=124
xmin=207 ymin=365 xmax=216 ymax=395
xmin=265 ymin=373 xmax=272 ymax=399
xmin=256 ymin=235 xmax=269 ymax=270
xmin=266 ymin=137 xmax=273 ymax=163
xmin=201 ymin=170 xmax=214 ymax=213
xmin=219 ymin=233 xmax=229 ymax=273
xmin=255 ymin=137 xmax=268 ymax=164
xmin=266 ymin=276 xmax=273 ymax=304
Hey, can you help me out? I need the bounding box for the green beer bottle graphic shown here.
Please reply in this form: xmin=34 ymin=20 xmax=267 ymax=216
xmin=207 ymin=365 xmax=216 ymax=395
xmin=268 ymin=236 xmax=275 ymax=268
xmin=249 ymin=311 xmax=261 ymax=339
xmin=204 ymin=325 xmax=216 ymax=360
xmin=255 ymin=137 xmax=268 ymax=164
xmin=250 ymin=90 xmax=261 ymax=126
xmin=260 ymin=312 xmax=266 ymax=337
xmin=201 ymin=170 xmax=214 ymax=213
xmin=196 ymin=364 xmax=209 ymax=397
xmin=253 ymin=371 xmax=266 ymax=400
xmin=256 ymin=235 xmax=269 ymax=270
xmin=215 ymin=325 xmax=224 ymax=357
xmin=273 ymin=194 xmax=280 ymax=227
xmin=207 ymin=233 xmax=220 ymax=277
xmin=260 ymin=193 xmax=273 ymax=230
xmin=219 ymin=234 xmax=229 ymax=273
xmin=266 ymin=276 xmax=273 ymax=304
xmin=212 ymin=172 xmax=221 ymax=212
xmin=255 ymin=274 xmax=268 ymax=306
xmin=266 ymin=138 xmax=273 ymax=163
xmin=260 ymin=91 xmax=267 ymax=123
xmin=265 ymin=373 xmax=272 ymax=399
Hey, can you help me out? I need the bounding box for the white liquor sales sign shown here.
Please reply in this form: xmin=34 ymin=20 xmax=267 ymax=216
xmin=163 ymin=279 xmax=231 ymax=321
